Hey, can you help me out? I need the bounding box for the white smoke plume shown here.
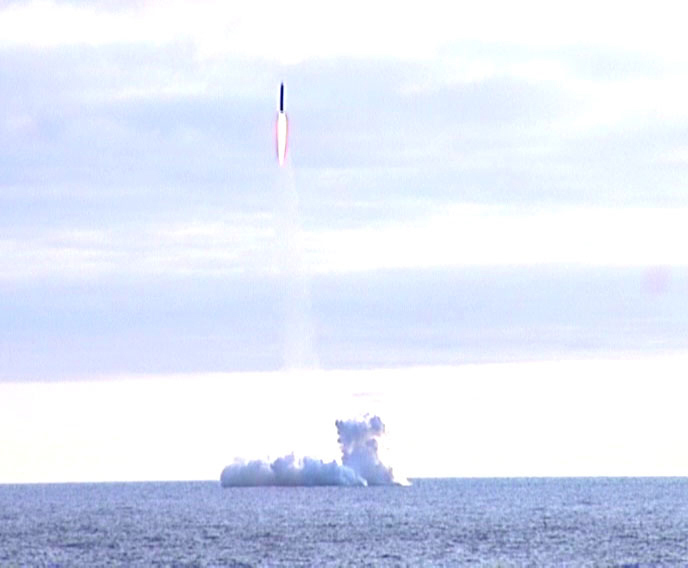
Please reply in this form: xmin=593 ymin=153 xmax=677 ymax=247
xmin=275 ymin=163 xmax=318 ymax=370
xmin=336 ymin=415 xmax=396 ymax=485
xmin=220 ymin=416 xmax=407 ymax=487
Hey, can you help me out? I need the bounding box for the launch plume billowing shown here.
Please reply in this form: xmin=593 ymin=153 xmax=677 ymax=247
xmin=336 ymin=415 xmax=396 ymax=485
xmin=220 ymin=416 xmax=406 ymax=487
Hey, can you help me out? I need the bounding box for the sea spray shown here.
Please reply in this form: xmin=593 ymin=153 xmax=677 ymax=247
xmin=220 ymin=415 xmax=407 ymax=487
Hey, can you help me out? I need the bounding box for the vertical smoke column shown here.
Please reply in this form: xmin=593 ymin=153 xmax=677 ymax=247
xmin=336 ymin=416 xmax=401 ymax=485
xmin=275 ymin=83 xmax=318 ymax=370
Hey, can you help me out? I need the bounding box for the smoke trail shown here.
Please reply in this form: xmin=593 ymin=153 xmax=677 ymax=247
xmin=220 ymin=416 xmax=407 ymax=487
xmin=275 ymin=162 xmax=318 ymax=370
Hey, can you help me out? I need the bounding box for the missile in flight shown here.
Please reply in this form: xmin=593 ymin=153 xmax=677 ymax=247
xmin=276 ymin=82 xmax=288 ymax=166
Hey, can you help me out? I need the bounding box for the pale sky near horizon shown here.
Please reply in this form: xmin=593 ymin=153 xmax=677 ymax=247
xmin=2 ymin=0 xmax=688 ymax=482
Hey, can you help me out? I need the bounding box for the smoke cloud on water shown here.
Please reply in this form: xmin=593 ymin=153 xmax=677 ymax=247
xmin=220 ymin=416 xmax=408 ymax=487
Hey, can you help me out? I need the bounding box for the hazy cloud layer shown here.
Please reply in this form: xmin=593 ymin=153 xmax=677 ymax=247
xmin=2 ymin=2 xmax=688 ymax=380
xmin=3 ymin=266 xmax=687 ymax=380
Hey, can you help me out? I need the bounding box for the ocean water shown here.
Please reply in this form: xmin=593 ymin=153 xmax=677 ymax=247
xmin=1 ymin=478 xmax=688 ymax=566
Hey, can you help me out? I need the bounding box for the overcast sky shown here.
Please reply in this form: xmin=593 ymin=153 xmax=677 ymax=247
xmin=2 ymin=1 xmax=688 ymax=481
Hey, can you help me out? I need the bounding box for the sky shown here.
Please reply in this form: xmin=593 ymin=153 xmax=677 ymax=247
xmin=2 ymin=0 xmax=688 ymax=482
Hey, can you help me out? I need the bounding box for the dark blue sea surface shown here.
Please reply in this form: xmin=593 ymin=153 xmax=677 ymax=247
xmin=1 ymin=478 xmax=688 ymax=566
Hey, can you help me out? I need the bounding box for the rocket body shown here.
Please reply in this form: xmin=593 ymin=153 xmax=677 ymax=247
xmin=277 ymin=83 xmax=288 ymax=166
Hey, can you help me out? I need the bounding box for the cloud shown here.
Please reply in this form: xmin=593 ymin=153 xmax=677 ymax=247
xmin=3 ymin=1 xmax=688 ymax=63
xmin=2 ymin=19 xmax=686 ymax=210
xmin=0 ymin=215 xmax=276 ymax=282
xmin=2 ymin=0 xmax=688 ymax=382
xmin=306 ymin=206 xmax=688 ymax=272
xmin=4 ymin=203 xmax=688 ymax=287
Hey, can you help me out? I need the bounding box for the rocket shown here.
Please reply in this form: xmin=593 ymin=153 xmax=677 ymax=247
xmin=276 ymin=83 xmax=288 ymax=166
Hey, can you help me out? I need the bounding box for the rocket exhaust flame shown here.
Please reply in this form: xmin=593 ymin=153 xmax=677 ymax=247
xmin=277 ymin=82 xmax=288 ymax=166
